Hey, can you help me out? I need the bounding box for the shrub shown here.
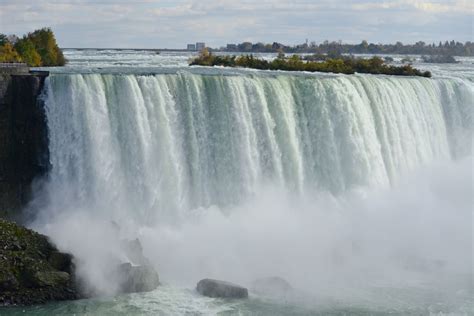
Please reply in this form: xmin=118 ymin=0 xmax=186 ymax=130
xmin=190 ymin=54 xmax=431 ymax=77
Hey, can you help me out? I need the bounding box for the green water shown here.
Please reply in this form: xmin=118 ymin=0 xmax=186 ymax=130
xmin=2 ymin=282 xmax=472 ymax=315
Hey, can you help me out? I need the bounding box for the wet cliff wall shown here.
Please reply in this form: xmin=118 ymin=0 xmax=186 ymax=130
xmin=0 ymin=66 xmax=49 ymax=220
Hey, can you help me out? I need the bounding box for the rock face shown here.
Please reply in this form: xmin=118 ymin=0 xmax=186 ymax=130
xmin=0 ymin=219 xmax=80 ymax=306
xmin=117 ymin=262 xmax=159 ymax=293
xmin=0 ymin=67 xmax=50 ymax=220
xmin=196 ymin=279 xmax=248 ymax=299
xmin=251 ymin=276 xmax=293 ymax=297
xmin=32 ymin=271 xmax=70 ymax=287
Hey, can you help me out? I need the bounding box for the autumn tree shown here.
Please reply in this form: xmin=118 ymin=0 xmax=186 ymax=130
xmin=14 ymin=37 xmax=42 ymax=66
xmin=0 ymin=42 xmax=22 ymax=63
xmin=27 ymin=28 xmax=65 ymax=66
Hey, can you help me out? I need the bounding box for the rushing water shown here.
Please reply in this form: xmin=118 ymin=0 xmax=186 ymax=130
xmin=6 ymin=51 xmax=474 ymax=315
xmin=39 ymin=71 xmax=471 ymax=222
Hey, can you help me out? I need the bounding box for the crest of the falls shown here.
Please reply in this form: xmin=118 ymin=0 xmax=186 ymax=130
xmin=42 ymin=72 xmax=472 ymax=224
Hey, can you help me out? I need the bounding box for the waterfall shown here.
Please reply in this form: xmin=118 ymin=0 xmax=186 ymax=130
xmin=42 ymin=72 xmax=472 ymax=224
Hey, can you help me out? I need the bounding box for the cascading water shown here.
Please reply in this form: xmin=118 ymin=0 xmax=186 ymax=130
xmin=41 ymin=72 xmax=471 ymax=224
xmin=26 ymin=68 xmax=473 ymax=314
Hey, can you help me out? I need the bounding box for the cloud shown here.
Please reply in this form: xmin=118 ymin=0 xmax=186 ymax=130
xmin=0 ymin=0 xmax=471 ymax=48
xmin=352 ymin=0 xmax=472 ymax=13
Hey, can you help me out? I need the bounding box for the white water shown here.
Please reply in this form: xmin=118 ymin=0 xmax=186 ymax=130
xmin=25 ymin=59 xmax=473 ymax=314
xmin=39 ymin=73 xmax=471 ymax=221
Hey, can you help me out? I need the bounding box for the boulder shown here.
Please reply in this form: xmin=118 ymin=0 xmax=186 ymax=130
xmin=251 ymin=276 xmax=292 ymax=297
xmin=117 ymin=262 xmax=159 ymax=293
xmin=196 ymin=279 xmax=248 ymax=299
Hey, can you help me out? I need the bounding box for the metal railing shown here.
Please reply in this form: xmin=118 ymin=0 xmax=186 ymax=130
xmin=0 ymin=62 xmax=28 ymax=67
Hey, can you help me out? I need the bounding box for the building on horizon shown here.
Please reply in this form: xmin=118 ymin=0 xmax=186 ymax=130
xmin=226 ymin=44 xmax=237 ymax=51
xmin=187 ymin=44 xmax=196 ymax=51
xmin=196 ymin=42 xmax=205 ymax=51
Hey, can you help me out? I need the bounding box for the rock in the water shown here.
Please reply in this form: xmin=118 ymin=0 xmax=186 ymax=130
xmin=117 ymin=262 xmax=159 ymax=293
xmin=0 ymin=219 xmax=80 ymax=306
xmin=251 ymin=276 xmax=292 ymax=297
xmin=196 ymin=279 xmax=248 ymax=298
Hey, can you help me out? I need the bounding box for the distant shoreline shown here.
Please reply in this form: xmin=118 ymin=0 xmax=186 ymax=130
xmin=62 ymin=48 xmax=191 ymax=52
xmin=60 ymin=48 xmax=472 ymax=59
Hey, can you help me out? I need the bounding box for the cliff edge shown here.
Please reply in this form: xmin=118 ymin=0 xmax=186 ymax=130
xmin=0 ymin=63 xmax=49 ymax=220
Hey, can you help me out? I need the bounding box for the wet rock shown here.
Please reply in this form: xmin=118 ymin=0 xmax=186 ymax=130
xmin=0 ymin=270 xmax=19 ymax=291
xmin=4 ymin=238 xmax=24 ymax=251
xmin=251 ymin=276 xmax=292 ymax=297
xmin=117 ymin=262 xmax=159 ymax=293
xmin=196 ymin=279 xmax=248 ymax=299
xmin=0 ymin=70 xmax=50 ymax=220
xmin=48 ymin=251 xmax=73 ymax=273
xmin=0 ymin=219 xmax=80 ymax=306
xmin=33 ymin=271 xmax=70 ymax=287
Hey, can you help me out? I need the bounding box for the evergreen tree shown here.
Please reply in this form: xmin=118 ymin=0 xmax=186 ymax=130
xmin=0 ymin=34 xmax=8 ymax=46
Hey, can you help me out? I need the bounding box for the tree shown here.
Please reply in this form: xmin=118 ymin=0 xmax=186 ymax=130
xmin=27 ymin=28 xmax=65 ymax=66
xmin=0 ymin=43 xmax=22 ymax=63
xmin=14 ymin=37 xmax=42 ymax=66
xmin=0 ymin=34 xmax=8 ymax=46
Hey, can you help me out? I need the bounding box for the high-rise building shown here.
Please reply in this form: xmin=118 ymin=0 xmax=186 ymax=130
xmin=187 ymin=44 xmax=196 ymax=51
xmin=196 ymin=42 xmax=205 ymax=51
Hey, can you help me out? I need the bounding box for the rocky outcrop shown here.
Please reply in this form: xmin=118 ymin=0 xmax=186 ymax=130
xmin=196 ymin=279 xmax=248 ymax=299
xmin=0 ymin=219 xmax=80 ymax=306
xmin=0 ymin=66 xmax=49 ymax=220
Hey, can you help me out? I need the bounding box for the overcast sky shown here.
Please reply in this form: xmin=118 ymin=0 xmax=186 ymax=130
xmin=0 ymin=0 xmax=472 ymax=48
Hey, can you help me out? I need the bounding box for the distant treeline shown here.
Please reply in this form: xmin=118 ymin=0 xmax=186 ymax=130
xmin=190 ymin=50 xmax=431 ymax=78
xmin=0 ymin=28 xmax=66 ymax=66
xmin=222 ymin=40 xmax=474 ymax=56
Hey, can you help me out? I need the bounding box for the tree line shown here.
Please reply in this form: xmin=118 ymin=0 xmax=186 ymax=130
xmin=223 ymin=40 xmax=474 ymax=56
xmin=0 ymin=28 xmax=66 ymax=66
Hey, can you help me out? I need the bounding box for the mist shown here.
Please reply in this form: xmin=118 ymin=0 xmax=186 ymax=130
xmin=29 ymin=155 xmax=473 ymax=307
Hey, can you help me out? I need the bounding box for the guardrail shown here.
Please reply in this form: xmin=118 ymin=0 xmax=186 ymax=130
xmin=0 ymin=65 xmax=29 ymax=75
xmin=0 ymin=63 xmax=28 ymax=68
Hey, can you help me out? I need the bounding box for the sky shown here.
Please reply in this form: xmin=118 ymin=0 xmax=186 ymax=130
xmin=0 ymin=0 xmax=472 ymax=48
